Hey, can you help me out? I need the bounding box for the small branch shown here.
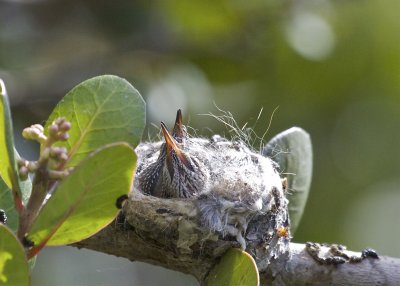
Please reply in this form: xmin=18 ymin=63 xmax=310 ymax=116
xmin=261 ymin=243 xmax=400 ymax=285
xmin=73 ymin=192 xmax=400 ymax=285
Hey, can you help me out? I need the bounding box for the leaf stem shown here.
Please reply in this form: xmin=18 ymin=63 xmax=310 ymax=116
xmin=18 ymin=165 xmax=49 ymax=240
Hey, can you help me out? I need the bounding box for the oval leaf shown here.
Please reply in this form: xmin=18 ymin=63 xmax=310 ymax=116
xmin=0 ymin=150 xmax=32 ymax=233
xmin=27 ymin=143 xmax=136 ymax=246
xmin=0 ymin=224 xmax=29 ymax=286
xmin=206 ymin=249 xmax=259 ymax=286
xmin=0 ymin=178 xmax=18 ymax=232
xmin=0 ymin=80 xmax=23 ymax=209
xmin=44 ymin=75 xmax=145 ymax=168
xmin=263 ymin=127 xmax=313 ymax=234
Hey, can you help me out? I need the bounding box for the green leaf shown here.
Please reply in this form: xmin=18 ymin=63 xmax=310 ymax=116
xmin=0 ymin=178 xmax=17 ymax=233
xmin=263 ymin=127 xmax=313 ymax=234
xmin=27 ymin=143 xmax=136 ymax=246
xmin=0 ymin=150 xmax=32 ymax=233
xmin=0 ymin=224 xmax=29 ymax=286
xmin=0 ymin=79 xmax=23 ymax=208
xmin=44 ymin=75 xmax=145 ymax=168
xmin=206 ymin=249 xmax=259 ymax=286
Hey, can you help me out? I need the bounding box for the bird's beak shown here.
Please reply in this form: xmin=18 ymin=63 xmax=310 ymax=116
xmin=172 ymin=109 xmax=185 ymax=142
xmin=161 ymin=122 xmax=193 ymax=179
xmin=161 ymin=121 xmax=180 ymax=154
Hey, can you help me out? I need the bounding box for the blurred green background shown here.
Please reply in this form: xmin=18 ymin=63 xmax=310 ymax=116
xmin=1 ymin=0 xmax=400 ymax=285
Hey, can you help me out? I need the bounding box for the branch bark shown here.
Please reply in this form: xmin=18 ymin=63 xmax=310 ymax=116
xmin=73 ymin=192 xmax=400 ymax=285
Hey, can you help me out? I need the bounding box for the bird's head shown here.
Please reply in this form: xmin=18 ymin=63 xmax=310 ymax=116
xmin=137 ymin=110 xmax=208 ymax=198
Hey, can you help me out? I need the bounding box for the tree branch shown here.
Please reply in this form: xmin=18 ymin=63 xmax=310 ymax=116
xmin=262 ymin=243 xmax=400 ymax=285
xmin=73 ymin=192 xmax=400 ymax=285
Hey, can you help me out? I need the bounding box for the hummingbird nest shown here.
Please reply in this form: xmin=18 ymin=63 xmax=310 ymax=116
xmin=132 ymin=110 xmax=290 ymax=267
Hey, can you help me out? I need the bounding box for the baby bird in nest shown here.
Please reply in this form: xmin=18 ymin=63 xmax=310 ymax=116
xmin=134 ymin=110 xmax=311 ymax=251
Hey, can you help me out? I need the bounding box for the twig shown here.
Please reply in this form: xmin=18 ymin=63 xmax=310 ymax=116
xmin=73 ymin=192 xmax=400 ymax=285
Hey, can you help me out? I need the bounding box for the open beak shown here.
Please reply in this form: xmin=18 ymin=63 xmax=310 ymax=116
xmin=172 ymin=109 xmax=186 ymax=142
xmin=161 ymin=121 xmax=193 ymax=179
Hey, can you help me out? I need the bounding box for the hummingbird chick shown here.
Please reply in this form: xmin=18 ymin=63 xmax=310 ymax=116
xmin=135 ymin=110 xmax=209 ymax=198
xmin=134 ymin=110 xmax=289 ymax=251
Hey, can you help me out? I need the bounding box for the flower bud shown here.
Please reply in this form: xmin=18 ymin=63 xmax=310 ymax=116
xmin=59 ymin=153 xmax=68 ymax=162
xmin=49 ymin=124 xmax=59 ymax=137
xmin=59 ymin=121 xmax=71 ymax=132
xmin=31 ymin=124 xmax=44 ymax=133
xmin=19 ymin=166 xmax=29 ymax=180
xmin=27 ymin=161 xmax=39 ymax=172
xmin=58 ymin=133 xmax=69 ymax=141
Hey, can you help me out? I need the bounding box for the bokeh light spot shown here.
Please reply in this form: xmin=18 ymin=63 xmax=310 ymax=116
xmin=285 ymin=12 xmax=335 ymax=61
